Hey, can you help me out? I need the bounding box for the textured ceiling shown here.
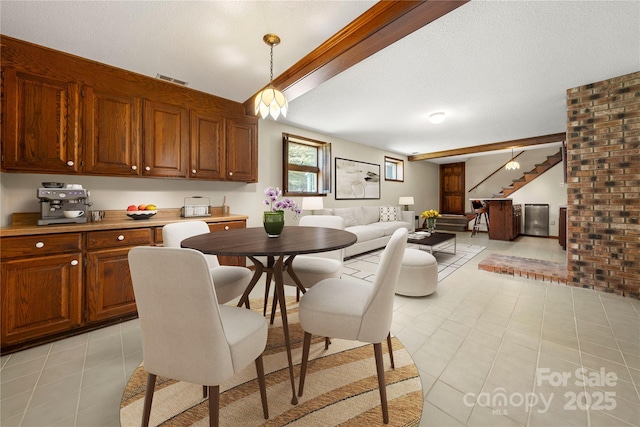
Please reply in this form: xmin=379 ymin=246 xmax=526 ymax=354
xmin=2 ymin=1 xmax=639 ymax=163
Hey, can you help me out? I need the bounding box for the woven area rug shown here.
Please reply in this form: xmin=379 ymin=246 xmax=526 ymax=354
xmin=344 ymin=242 xmax=486 ymax=283
xmin=120 ymin=298 xmax=422 ymax=426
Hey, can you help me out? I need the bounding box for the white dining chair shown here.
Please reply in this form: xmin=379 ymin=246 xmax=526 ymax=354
xmin=128 ymin=246 xmax=269 ymax=427
xmin=162 ymin=221 xmax=251 ymax=304
xmin=263 ymin=215 xmax=346 ymax=323
xmin=297 ymin=228 xmax=407 ymax=424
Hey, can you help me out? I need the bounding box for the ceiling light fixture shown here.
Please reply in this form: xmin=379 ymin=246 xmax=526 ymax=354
xmin=428 ymin=112 xmax=446 ymax=124
xmin=505 ymin=148 xmax=520 ymax=170
xmin=254 ymin=33 xmax=288 ymax=120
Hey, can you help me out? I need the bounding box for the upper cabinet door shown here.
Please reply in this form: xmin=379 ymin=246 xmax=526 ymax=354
xmin=190 ymin=109 xmax=225 ymax=180
xmin=142 ymin=100 xmax=189 ymax=178
xmin=226 ymin=116 xmax=257 ymax=182
xmin=82 ymin=87 xmax=141 ymax=176
xmin=1 ymin=68 xmax=80 ymax=173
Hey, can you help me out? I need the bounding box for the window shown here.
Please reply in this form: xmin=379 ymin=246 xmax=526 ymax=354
xmin=384 ymin=156 xmax=404 ymax=182
xmin=283 ymin=133 xmax=331 ymax=196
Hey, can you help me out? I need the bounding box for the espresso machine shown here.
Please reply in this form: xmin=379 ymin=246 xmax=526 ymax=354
xmin=37 ymin=183 xmax=92 ymax=225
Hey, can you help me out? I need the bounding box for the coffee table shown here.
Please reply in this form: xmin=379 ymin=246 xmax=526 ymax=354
xmin=407 ymin=230 xmax=456 ymax=254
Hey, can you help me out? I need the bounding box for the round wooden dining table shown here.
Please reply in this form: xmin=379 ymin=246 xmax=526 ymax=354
xmin=181 ymin=225 xmax=357 ymax=404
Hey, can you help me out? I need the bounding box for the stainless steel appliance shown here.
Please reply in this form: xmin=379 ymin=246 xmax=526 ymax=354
xmin=524 ymin=204 xmax=549 ymax=237
xmin=37 ymin=185 xmax=92 ymax=225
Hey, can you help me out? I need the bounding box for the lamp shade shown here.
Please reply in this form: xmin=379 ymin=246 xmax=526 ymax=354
xmin=301 ymin=197 xmax=324 ymax=211
xmin=398 ymin=197 xmax=414 ymax=206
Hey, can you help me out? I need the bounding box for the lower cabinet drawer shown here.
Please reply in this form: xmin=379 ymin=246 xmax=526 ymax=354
xmin=1 ymin=233 xmax=83 ymax=258
xmin=208 ymin=220 xmax=246 ymax=232
xmin=87 ymin=228 xmax=153 ymax=249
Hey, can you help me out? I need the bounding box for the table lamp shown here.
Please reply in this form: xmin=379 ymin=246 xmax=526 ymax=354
xmin=398 ymin=196 xmax=414 ymax=211
xmin=301 ymin=197 xmax=324 ymax=215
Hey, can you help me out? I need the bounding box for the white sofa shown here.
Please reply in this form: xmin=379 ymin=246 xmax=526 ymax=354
xmin=320 ymin=206 xmax=414 ymax=257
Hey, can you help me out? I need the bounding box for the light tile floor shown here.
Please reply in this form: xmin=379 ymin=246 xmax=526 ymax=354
xmin=1 ymin=233 xmax=639 ymax=426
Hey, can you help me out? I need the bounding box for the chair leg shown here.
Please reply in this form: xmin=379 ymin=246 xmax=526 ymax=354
xmin=298 ymin=331 xmax=312 ymax=397
xmin=141 ymin=373 xmax=156 ymax=427
xmin=373 ymin=343 xmax=389 ymax=424
xmin=203 ymin=385 xmax=207 ymax=398
xmin=208 ymin=385 xmax=219 ymax=427
xmin=324 ymin=336 xmax=331 ymax=350
xmin=255 ymin=355 xmax=269 ymax=419
xmin=386 ymin=333 xmax=395 ymax=369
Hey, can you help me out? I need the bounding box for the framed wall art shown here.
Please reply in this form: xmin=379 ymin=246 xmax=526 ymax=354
xmin=335 ymin=157 xmax=380 ymax=200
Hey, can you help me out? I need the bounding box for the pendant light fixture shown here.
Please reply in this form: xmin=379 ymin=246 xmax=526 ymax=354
xmin=254 ymin=33 xmax=288 ymax=120
xmin=505 ymin=148 xmax=520 ymax=170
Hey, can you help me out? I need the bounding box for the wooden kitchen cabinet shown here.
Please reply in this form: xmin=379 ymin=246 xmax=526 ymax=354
xmin=1 ymin=68 xmax=81 ymax=173
xmin=190 ymin=109 xmax=226 ymax=180
xmin=2 ymin=36 xmax=259 ymax=182
xmin=0 ymin=213 xmax=248 ymax=353
xmin=85 ymin=228 xmax=152 ymax=322
xmin=226 ymin=116 xmax=258 ymax=182
xmin=142 ymin=99 xmax=190 ymax=178
xmin=488 ymin=199 xmax=521 ymax=241
xmin=82 ymin=86 xmax=142 ymax=176
xmin=1 ymin=234 xmax=83 ymax=347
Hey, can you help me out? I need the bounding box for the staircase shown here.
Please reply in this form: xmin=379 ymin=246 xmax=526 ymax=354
xmin=435 ymin=148 xmax=564 ymax=233
xmin=492 ymin=148 xmax=563 ymax=198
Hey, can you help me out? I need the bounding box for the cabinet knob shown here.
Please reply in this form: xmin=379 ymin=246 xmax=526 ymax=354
xmin=117 ymin=235 xmax=125 ymax=241
xmin=192 ymin=169 xmax=197 ymax=174
xmin=145 ymin=166 xmax=151 ymax=171
xmin=131 ymin=165 xmax=137 ymax=171
xmin=35 ymin=241 xmax=45 ymax=248
xmin=67 ymin=160 xmax=74 ymax=167
xmin=71 ymin=260 xmax=79 ymax=266
xmin=229 ymin=172 xmax=233 ymax=176
xmin=224 ymin=225 xmax=229 ymax=230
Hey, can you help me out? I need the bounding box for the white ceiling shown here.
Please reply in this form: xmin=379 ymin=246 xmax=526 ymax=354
xmin=2 ymin=1 xmax=639 ymax=163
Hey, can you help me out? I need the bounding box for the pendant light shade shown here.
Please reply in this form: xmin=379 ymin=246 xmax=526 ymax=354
xmin=505 ymin=148 xmax=520 ymax=170
xmin=255 ymin=34 xmax=288 ymax=120
xmin=255 ymin=86 xmax=288 ymax=120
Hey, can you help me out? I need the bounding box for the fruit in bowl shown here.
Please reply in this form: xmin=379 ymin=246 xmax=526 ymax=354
xmin=126 ymin=204 xmax=157 ymax=219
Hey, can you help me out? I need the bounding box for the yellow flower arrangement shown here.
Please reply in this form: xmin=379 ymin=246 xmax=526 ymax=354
xmin=420 ymin=209 xmax=441 ymax=219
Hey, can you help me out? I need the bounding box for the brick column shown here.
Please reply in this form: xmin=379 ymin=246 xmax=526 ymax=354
xmin=566 ymin=71 xmax=640 ymax=298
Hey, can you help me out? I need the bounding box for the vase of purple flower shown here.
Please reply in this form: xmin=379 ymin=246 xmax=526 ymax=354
xmin=262 ymin=186 xmax=300 ymax=237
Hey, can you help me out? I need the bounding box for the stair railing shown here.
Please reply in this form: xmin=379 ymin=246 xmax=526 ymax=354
xmin=468 ymin=151 xmax=525 ymax=193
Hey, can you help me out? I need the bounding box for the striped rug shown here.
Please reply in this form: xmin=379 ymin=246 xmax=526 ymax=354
xmin=120 ymin=298 xmax=422 ymax=426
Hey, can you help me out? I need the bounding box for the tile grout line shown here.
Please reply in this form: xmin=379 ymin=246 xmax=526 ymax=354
xmin=458 ymin=281 xmax=524 ymax=426
xmin=571 ymin=288 xmax=591 ymax=427
xmin=72 ymin=335 xmax=90 ymax=427
xmin=597 ymin=294 xmax=640 ymax=421
xmin=18 ymin=343 xmax=53 ymax=427
xmin=526 ymin=283 xmax=549 ymax=427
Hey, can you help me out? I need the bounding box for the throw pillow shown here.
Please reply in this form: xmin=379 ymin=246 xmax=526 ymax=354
xmin=333 ymin=207 xmax=357 ymax=227
xmin=362 ymin=206 xmax=380 ymax=224
xmin=379 ymin=206 xmax=399 ymax=222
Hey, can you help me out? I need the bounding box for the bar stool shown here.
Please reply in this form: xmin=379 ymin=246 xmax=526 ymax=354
xmin=471 ymin=200 xmax=489 ymax=236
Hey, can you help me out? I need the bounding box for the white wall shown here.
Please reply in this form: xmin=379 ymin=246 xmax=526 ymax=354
xmin=0 ymin=120 xmax=439 ymax=227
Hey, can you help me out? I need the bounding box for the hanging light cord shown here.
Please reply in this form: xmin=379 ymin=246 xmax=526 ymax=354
xmin=269 ymin=44 xmax=274 ymax=83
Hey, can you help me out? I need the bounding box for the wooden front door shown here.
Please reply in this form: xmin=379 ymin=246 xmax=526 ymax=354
xmin=439 ymin=162 xmax=465 ymax=214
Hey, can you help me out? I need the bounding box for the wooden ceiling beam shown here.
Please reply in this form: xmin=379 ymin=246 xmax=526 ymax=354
xmin=408 ymin=132 xmax=567 ymax=161
xmin=243 ymin=0 xmax=468 ymax=116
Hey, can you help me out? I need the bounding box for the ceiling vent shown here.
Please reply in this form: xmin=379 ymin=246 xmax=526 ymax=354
xmin=156 ymin=74 xmax=189 ymax=86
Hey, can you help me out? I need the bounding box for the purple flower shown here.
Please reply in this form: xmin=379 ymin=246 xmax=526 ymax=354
xmin=263 ymin=187 xmax=300 ymax=218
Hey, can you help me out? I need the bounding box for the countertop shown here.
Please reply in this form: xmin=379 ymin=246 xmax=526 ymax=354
xmin=0 ymin=208 xmax=249 ymax=237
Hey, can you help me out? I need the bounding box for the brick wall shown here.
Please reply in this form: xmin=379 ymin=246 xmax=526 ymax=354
xmin=566 ymin=70 xmax=640 ymax=298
